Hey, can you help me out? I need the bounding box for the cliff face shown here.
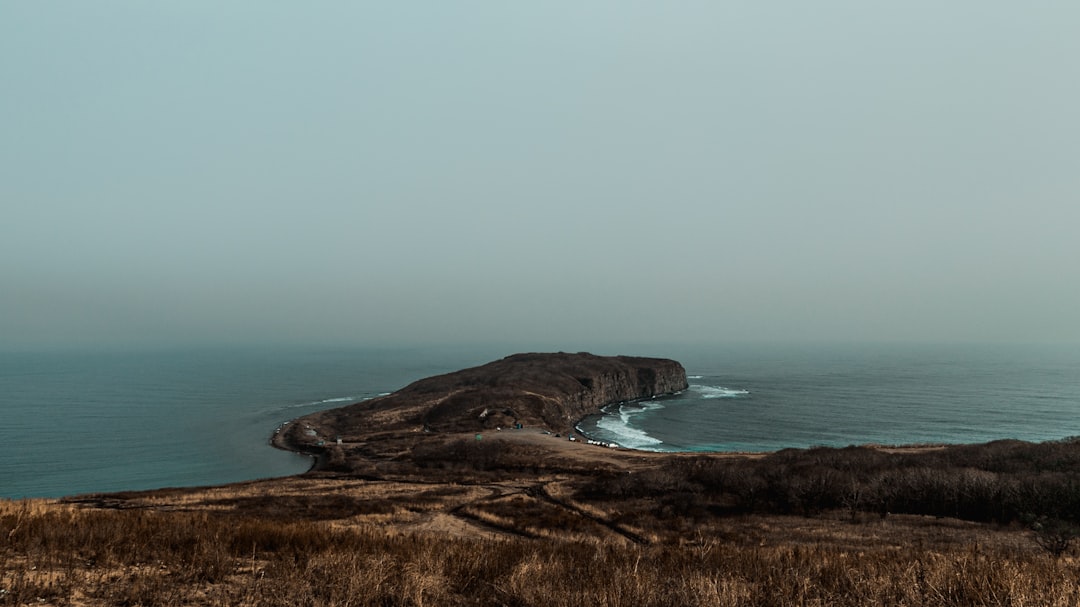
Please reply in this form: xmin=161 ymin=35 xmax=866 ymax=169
xmin=529 ymin=353 xmax=689 ymax=430
xmin=283 ymin=353 xmax=687 ymax=447
xmin=419 ymin=352 xmax=689 ymax=433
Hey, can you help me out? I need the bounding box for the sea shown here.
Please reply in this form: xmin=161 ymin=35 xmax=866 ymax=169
xmin=2 ymin=343 xmax=1079 ymax=499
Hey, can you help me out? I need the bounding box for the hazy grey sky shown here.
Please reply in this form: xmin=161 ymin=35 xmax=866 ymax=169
xmin=3 ymin=2 xmax=1079 ymax=349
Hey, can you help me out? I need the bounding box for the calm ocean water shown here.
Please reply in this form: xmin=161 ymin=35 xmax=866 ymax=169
xmin=580 ymin=343 xmax=1080 ymax=452
xmin=0 ymin=346 xmax=503 ymax=499
xmin=3 ymin=343 xmax=1079 ymax=498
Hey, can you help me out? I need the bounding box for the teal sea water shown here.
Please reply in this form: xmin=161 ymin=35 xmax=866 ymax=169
xmin=0 ymin=346 xmax=502 ymax=499
xmin=3 ymin=343 xmax=1079 ymax=499
xmin=579 ymin=343 xmax=1080 ymax=452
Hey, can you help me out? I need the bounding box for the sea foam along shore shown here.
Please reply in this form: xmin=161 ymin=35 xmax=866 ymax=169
xmin=577 ymin=382 xmax=751 ymax=451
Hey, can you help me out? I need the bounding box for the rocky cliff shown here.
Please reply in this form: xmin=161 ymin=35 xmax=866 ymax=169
xmin=280 ymin=352 xmax=687 ymax=450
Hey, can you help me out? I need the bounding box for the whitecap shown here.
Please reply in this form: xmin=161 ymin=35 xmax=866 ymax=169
xmin=688 ymin=375 xmax=704 ymax=379
xmin=691 ymin=385 xmax=750 ymax=399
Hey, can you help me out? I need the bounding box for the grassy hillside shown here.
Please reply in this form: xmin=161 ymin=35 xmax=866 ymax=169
xmin=7 ymin=437 xmax=1080 ymax=605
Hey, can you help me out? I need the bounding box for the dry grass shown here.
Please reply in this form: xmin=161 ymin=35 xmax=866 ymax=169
xmin=4 ymin=496 xmax=1080 ymax=607
xmin=9 ymin=438 xmax=1080 ymax=605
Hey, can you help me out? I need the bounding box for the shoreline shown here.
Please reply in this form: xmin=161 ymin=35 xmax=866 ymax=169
xmin=263 ymin=384 xmax=969 ymax=476
xmin=270 ymin=420 xmax=325 ymax=473
xmin=268 ymin=398 xmax=961 ymax=478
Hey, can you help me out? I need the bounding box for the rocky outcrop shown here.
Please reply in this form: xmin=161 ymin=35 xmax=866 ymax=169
xmin=280 ymin=353 xmax=687 ymax=450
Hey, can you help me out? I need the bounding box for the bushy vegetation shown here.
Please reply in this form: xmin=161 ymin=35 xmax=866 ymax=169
xmin=581 ymin=438 xmax=1080 ymax=528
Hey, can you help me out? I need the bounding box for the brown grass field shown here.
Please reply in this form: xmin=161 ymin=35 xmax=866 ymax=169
xmin=6 ymin=431 xmax=1080 ymax=606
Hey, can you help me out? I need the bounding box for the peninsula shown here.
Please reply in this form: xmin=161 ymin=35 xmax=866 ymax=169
xmin=273 ymin=351 xmax=688 ymax=472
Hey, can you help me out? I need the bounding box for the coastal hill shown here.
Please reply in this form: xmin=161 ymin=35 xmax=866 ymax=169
xmin=275 ymin=352 xmax=687 ymax=464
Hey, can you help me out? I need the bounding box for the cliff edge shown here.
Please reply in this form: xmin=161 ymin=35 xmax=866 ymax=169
xmin=276 ymin=352 xmax=687 ymax=458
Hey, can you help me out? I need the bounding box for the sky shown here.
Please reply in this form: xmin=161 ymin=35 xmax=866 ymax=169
xmin=2 ymin=2 xmax=1079 ymax=350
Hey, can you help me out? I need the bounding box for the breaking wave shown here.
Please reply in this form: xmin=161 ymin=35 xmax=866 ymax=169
xmin=592 ymin=402 xmax=665 ymax=450
xmin=691 ymin=385 xmax=750 ymax=399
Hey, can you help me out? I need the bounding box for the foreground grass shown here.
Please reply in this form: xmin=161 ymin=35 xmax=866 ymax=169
xmin=9 ymin=437 xmax=1080 ymax=605
xmin=3 ymin=498 xmax=1079 ymax=607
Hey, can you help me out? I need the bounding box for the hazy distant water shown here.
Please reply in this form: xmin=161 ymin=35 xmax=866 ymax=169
xmin=3 ymin=343 xmax=1079 ymax=498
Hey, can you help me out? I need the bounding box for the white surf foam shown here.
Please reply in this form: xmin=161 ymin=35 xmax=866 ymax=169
xmin=269 ymin=395 xmax=369 ymax=413
xmin=294 ymin=396 xmax=358 ymax=408
xmin=691 ymin=385 xmax=750 ymax=399
xmin=314 ymin=396 xmax=359 ymax=404
xmin=594 ymin=402 xmax=664 ymax=449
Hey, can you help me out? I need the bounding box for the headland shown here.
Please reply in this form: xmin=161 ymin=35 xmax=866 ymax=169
xmin=272 ymin=351 xmax=689 ymax=473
